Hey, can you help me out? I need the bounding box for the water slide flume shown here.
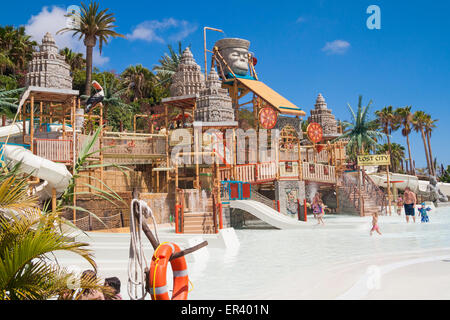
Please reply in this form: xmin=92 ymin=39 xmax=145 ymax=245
xmin=0 ymin=123 xmax=72 ymax=199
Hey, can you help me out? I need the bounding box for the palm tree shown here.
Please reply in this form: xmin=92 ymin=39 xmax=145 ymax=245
xmin=375 ymin=106 xmax=399 ymax=166
xmin=153 ymin=42 xmax=187 ymax=86
xmin=376 ymin=143 xmax=405 ymax=173
xmin=412 ymin=110 xmax=432 ymax=175
xmin=0 ymin=51 xmax=15 ymax=75
xmin=0 ymin=26 xmax=36 ymax=73
xmin=334 ymin=95 xmax=386 ymax=154
xmin=0 ymin=87 xmax=24 ymax=117
xmin=121 ymin=64 xmax=154 ymax=101
xmin=0 ymin=164 xmax=109 ymax=300
xmin=395 ymin=106 xmax=414 ymax=175
xmin=424 ymin=115 xmax=437 ymax=176
xmin=81 ymin=74 xmax=131 ymax=130
xmin=57 ymin=1 xmax=125 ymax=96
xmin=59 ymin=47 xmax=86 ymax=72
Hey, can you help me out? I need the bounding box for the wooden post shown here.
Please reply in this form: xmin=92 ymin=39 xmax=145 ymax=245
xmin=386 ymin=163 xmax=392 ymax=215
xmin=51 ymin=188 xmax=57 ymax=214
xmin=30 ymin=95 xmax=34 ymax=153
xmin=72 ymin=98 xmax=77 ymax=222
xmin=156 ymin=170 xmax=160 ymax=193
xmin=99 ymin=103 xmax=104 ymax=190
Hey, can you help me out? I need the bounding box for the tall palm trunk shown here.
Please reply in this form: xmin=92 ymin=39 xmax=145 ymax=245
xmin=419 ymin=128 xmax=431 ymax=175
xmin=84 ymin=36 xmax=96 ymax=97
xmin=426 ymin=131 xmax=435 ymax=176
xmin=405 ymin=134 xmax=413 ymax=175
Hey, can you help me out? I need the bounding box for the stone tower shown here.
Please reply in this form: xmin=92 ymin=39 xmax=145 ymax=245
xmin=25 ymin=32 xmax=73 ymax=89
xmin=170 ymin=47 xmax=205 ymax=96
xmin=195 ymin=68 xmax=234 ymax=122
xmin=308 ymin=93 xmax=339 ymax=139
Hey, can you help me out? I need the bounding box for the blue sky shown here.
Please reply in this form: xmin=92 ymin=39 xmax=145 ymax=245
xmin=1 ymin=0 xmax=449 ymax=168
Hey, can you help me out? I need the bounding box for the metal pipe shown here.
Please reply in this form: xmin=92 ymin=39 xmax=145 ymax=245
xmin=203 ymin=26 xmax=224 ymax=80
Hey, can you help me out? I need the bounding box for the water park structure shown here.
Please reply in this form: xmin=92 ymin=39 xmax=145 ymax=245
xmin=1 ymin=29 xmax=448 ymax=238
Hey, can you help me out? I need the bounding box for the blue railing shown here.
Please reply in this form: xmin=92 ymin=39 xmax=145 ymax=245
xmin=220 ymin=180 xmax=251 ymax=203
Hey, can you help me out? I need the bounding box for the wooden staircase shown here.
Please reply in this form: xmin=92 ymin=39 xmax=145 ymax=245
xmin=181 ymin=197 xmax=217 ymax=234
xmin=338 ymin=171 xmax=387 ymax=216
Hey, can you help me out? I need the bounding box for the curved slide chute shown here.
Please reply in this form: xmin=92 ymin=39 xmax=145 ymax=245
xmin=230 ymin=200 xmax=305 ymax=229
xmin=1 ymin=123 xmax=72 ymax=199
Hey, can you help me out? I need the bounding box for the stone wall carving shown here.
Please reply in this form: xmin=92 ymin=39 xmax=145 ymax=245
xmin=308 ymin=93 xmax=339 ymax=139
xmin=25 ymin=32 xmax=73 ymax=89
xmin=170 ymin=47 xmax=205 ymax=96
xmin=195 ymin=68 xmax=234 ymax=122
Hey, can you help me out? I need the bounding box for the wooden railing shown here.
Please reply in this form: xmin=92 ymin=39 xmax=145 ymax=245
xmin=236 ymin=164 xmax=255 ymax=183
xmin=34 ymin=139 xmax=72 ymax=163
xmin=256 ymin=162 xmax=277 ymax=182
xmin=302 ymin=162 xmax=336 ymax=183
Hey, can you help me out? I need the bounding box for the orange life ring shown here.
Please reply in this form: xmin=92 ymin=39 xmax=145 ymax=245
xmin=149 ymin=242 xmax=189 ymax=300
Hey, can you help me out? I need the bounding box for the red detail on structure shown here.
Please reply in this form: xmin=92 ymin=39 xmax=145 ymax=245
xmin=307 ymin=122 xmax=323 ymax=143
xmin=259 ymin=107 xmax=278 ymax=129
xmin=242 ymin=183 xmax=251 ymax=199
xmin=252 ymin=56 xmax=258 ymax=66
xmin=230 ymin=183 xmax=240 ymax=199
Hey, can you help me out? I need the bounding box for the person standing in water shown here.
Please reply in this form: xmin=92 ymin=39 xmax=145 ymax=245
xmin=312 ymin=192 xmax=325 ymax=225
xmin=418 ymin=202 xmax=431 ymax=223
xmin=403 ymin=187 xmax=417 ymax=223
xmin=370 ymin=213 xmax=382 ymax=236
xmin=396 ymin=195 xmax=403 ymax=216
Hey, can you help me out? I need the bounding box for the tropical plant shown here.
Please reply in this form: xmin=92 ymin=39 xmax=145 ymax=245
xmin=424 ymin=115 xmax=438 ymax=176
xmin=57 ymin=1 xmax=125 ymax=96
xmin=376 ymin=143 xmax=405 ymax=173
xmin=58 ymin=125 xmax=128 ymax=222
xmin=0 ymin=87 xmax=24 ymax=117
xmin=0 ymin=164 xmax=109 ymax=300
xmin=59 ymin=47 xmax=86 ymax=72
xmin=412 ymin=110 xmax=432 ymax=175
xmin=81 ymin=73 xmax=131 ymax=131
xmin=334 ymin=95 xmax=386 ymax=154
xmin=0 ymin=26 xmax=37 ymax=74
xmin=375 ymin=106 xmax=399 ymax=166
xmin=395 ymin=106 xmax=414 ymax=174
xmin=0 ymin=50 xmax=14 ymax=75
xmin=121 ymin=64 xmax=154 ymax=101
xmin=439 ymin=165 xmax=450 ymax=183
xmin=153 ymin=41 xmax=187 ymax=86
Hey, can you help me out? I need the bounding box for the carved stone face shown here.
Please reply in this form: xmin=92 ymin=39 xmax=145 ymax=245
xmin=221 ymin=47 xmax=249 ymax=76
xmin=215 ymin=38 xmax=250 ymax=77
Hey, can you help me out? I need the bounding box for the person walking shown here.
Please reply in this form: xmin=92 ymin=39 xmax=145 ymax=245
xmin=403 ymin=187 xmax=417 ymax=223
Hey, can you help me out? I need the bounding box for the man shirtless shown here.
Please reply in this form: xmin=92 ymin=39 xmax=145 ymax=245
xmin=403 ymin=187 xmax=417 ymax=223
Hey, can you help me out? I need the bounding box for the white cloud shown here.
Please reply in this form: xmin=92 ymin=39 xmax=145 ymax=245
xmin=322 ymin=40 xmax=351 ymax=55
xmin=296 ymin=16 xmax=306 ymax=24
xmin=24 ymin=6 xmax=110 ymax=67
xmin=127 ymin=18 xmax=197 ymax=43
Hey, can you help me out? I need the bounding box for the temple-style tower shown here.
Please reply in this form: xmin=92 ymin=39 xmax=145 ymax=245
xmin=170 ymin=47 xmax=205 ymax=96
xmin=308 ymin=93 xmax=340 ymax=139
xmin=195 ymin=68 xmax=234 ymax=122
xmin=25 ymin=32 xmax=73 ymax=89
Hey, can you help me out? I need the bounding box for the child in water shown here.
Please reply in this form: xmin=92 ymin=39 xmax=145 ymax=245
xmin=370 ymin=213 xmax=382 ymax=236
xmin=396 ymin=196 xmax=403 ymax=216
xmin=418 ymin=202 xmax=432 ymax=223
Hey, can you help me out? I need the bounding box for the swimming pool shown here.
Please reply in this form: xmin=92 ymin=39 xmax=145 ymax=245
xmin=55 ymin=207 xmax=450 ymax=299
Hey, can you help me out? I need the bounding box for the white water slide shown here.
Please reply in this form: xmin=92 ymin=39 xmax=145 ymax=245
xmin=0 ymin=122 xmax=72 ymax=199
xmin=230 ymin=200 xmax=305 ymax=229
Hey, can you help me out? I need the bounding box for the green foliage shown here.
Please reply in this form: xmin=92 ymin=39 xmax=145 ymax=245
xmin=0 ymin=87 xmax=24 ymax=117
xmin=439 ymin=165 xmax=450 ymax=183
xmin=334 ymin=95 xmax=386 ymax=154
xmin=376 ymin=143 xmax=406 ymax=172
xmin=0 ymin=74 xmax=18 ymax=91
xmin=0 ymin=164 xmax=110 ymax=300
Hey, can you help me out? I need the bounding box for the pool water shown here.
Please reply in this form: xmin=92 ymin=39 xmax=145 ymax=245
xmin=55 ymin=207 xmax=450 ymax=300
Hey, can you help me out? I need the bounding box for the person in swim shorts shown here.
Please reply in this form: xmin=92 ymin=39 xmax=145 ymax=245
xmin=403 ymin=187 xmax=417 ymax=223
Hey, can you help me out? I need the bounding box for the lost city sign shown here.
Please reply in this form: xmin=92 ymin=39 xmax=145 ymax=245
xmin=357 ymin=154 xmax=390 ymax=166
